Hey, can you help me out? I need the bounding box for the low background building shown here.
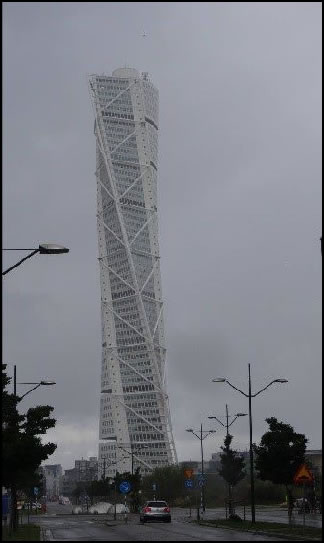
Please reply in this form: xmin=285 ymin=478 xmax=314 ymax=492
xmin=61 ymin=457 xmax=98 ymax=497
xmin=305 ymin=449 xmax=322 ymax=477
xmin=42 ymin=465 xmax=63 ymax=501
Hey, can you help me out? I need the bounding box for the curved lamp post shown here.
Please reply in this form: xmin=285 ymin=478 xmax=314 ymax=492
xmin=208 ymin=404 xmax=247 ymax=436
xmin=212 ymin=365 xmax=288 ymax=524
xmin=186 ymin=425 xmax=216 ymax=514
xmin=117 ymin=444 xmax=150 ymax=475
xmin=13 ymin=364 xmax=56 ymax=400
xmin=208 ymin=405 xmax=247 ymax=515
xmin=17 ymin=381 xmax=56 ymax=401
xmin=3 ymin=244 xmax=69 ymax=276
xmin=14 ymin=366 xmax=56 ymax=402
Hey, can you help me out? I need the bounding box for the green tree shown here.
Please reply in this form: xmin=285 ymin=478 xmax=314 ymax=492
xmin=2 ymin=364 xmax=57 ymax=531
xmin=218 ymin=434 xmax=246 ymax=515
xmin=88 ymin=477 xmax=112 ymax=503
xmin=141 ymin=465 xmax=186 ymax=505
xmin=254 ymin=417 xmax=307 ymax=521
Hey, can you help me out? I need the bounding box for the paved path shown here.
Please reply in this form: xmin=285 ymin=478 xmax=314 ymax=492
xmin=172 ymin=506 xmax=322 ymax=529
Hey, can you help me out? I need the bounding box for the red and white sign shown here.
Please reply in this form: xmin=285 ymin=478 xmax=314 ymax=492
xmin=293 ymin=464 xmax=314 ymax=484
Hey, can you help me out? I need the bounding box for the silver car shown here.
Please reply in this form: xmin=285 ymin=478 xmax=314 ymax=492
xmin=140 ymin=500 xmax=171 ymax=523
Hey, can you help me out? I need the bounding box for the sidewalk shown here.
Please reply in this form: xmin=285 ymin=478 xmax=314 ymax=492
xmin=171 ymin=506 xmax=322 ymax=529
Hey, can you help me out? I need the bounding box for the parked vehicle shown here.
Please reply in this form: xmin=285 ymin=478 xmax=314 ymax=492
xmin=140 ymin=501 xmax=171 ymax=523
xmin=295 ymin=498 xmax=310 ymax=513
xmin=23 ymin=502 xmax=42 ymax=510
xmin=59 ymin=496 xmax=70 ymax=505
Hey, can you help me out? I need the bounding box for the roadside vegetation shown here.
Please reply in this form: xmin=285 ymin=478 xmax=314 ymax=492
xmin=2 ymin=364 xmax=56 ymax=532
xmin=2 ymin=524 xmax=40 ymax=541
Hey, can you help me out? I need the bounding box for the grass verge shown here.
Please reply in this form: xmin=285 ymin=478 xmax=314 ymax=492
xmin=196 ymin=519 xmax=322 ymax=540
xmin=2 ymin=524 xmax=41 ymax=541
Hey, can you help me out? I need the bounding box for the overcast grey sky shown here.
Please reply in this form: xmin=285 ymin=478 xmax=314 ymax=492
xmin=3 ymin=2 xmax=322 ymax=471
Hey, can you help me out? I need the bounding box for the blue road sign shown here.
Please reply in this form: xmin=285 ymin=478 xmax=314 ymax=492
xmin=2 ymin=495 xmax=10 ymax=515
xmin=34 ymin=487 xmax=39 ymax=496
xmin=184 ymin=479 xmax=194 ymax=489
xmin=197 ymin=474 xmax=206 ymax=481
xmin=198 ymin=479 xmax=206 ymax=487
xmin=119 ymin=481 xmax=131 ymax=494
xmin=152 ymin=483 xmax=156 ymax=491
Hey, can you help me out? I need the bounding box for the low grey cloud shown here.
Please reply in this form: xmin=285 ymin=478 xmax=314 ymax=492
xmin=3 ymin=2 xmax=321 ymax=470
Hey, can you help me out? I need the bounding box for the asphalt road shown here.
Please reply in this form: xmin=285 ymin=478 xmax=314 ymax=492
xmin=35 ymin=515 xmax=291 ymax=541
xmin=43 ymin=502 xmax=321 ymax=526
xmin=32 ymin=503 xmax=293 ymax=541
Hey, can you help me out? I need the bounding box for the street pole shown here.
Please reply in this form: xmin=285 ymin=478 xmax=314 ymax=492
xmin=225 ymin=403 xmax=231 ymax=514
xmin=114 ymin=480 xmax=117 ymax=520
xmin=131 ymin=450 xmax=134 ymax=476
xmin=212 ymin=368 xmax=287 ymax=525
xmin=186 ymin=426 xmax=215 ymax=516
xmin=200 ymin=424 xmax=205 ymax=513
xmin=225 ymin=403 xmax=232 ymax=515
xmin=10 ymin=366 xmax=18 ymax=531
xmin=248 ymin=364 xmax=256 ymax=524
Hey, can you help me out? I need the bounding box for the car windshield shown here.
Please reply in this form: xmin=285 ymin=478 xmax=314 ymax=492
xmin=146 ymin=501 xmax=167 ymax=507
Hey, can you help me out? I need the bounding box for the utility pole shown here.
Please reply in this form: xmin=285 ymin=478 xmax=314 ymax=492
xmin=10 ymin=365 xmax=18 ymax=531
xmin=200 ymin=424 xmax=205 ymax=513
xmin=186 ymin=426 xmax=216 ymax=515
xmin=248 ymin=364 xmax=255 ymax=524
xmin=208 ymin=405 xmax=247 ymax=515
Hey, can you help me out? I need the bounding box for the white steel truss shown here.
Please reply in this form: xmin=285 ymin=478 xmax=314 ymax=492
xmin=89 ymin=68 xmax=177 ymax=477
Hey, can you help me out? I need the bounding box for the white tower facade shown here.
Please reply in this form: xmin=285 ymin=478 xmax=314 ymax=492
xmin=89 ymin=68 xmax=177 ymax=477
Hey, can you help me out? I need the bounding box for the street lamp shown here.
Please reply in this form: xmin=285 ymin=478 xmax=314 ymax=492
xmin=186 ymin=425 xmax=216 ymax=514
xmin=13 ymin=365 xmax=56 ymax=400
xmin=212 ymin=364 xmax=288 ymax=524
xmin=7 ymin=366 xmax=56 ymax=529
xmin=2 ymin=243 xmax=69 ymax=276
xmin=105 ymin=436 xmax=150 ymax=475
xmin=118 ymin=444 xmax=150 ymax=475
xmin=99 ymin=456 xmax=128 ymax=480
xmin=208 ymin=405 xmax=247 ymax=516
xmin=98 ymin=455 xmax=127 ymax=520
xmin=208 ymin=404 xmax=247 ymax=436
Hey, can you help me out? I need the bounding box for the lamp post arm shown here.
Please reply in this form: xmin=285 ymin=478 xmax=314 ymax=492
xmin=225 ymin=380 xmax=249 ymax=397
xmin=253 ymin=380 xmax=279 ymax=397
xmin=190 ymin=431 xmax=201 ymax=440
xmin=210 ymin=416 xmax=225 ymax=428
xmin=18 ymin=383 xmax=42 ymax=401
xmin=202 ymin=433 xmax=213 ymax=440
xmin=228 ymin=416 xmax=239 ymax=428
xmin=2 ymin=249 xmax=40 ymax=276
xmin=117 ymin=445 xmax=131 ymax=457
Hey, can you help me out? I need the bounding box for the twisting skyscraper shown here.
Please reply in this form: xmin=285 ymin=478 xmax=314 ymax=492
xmin=89 ymin=68 xmax=177 ymax=476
